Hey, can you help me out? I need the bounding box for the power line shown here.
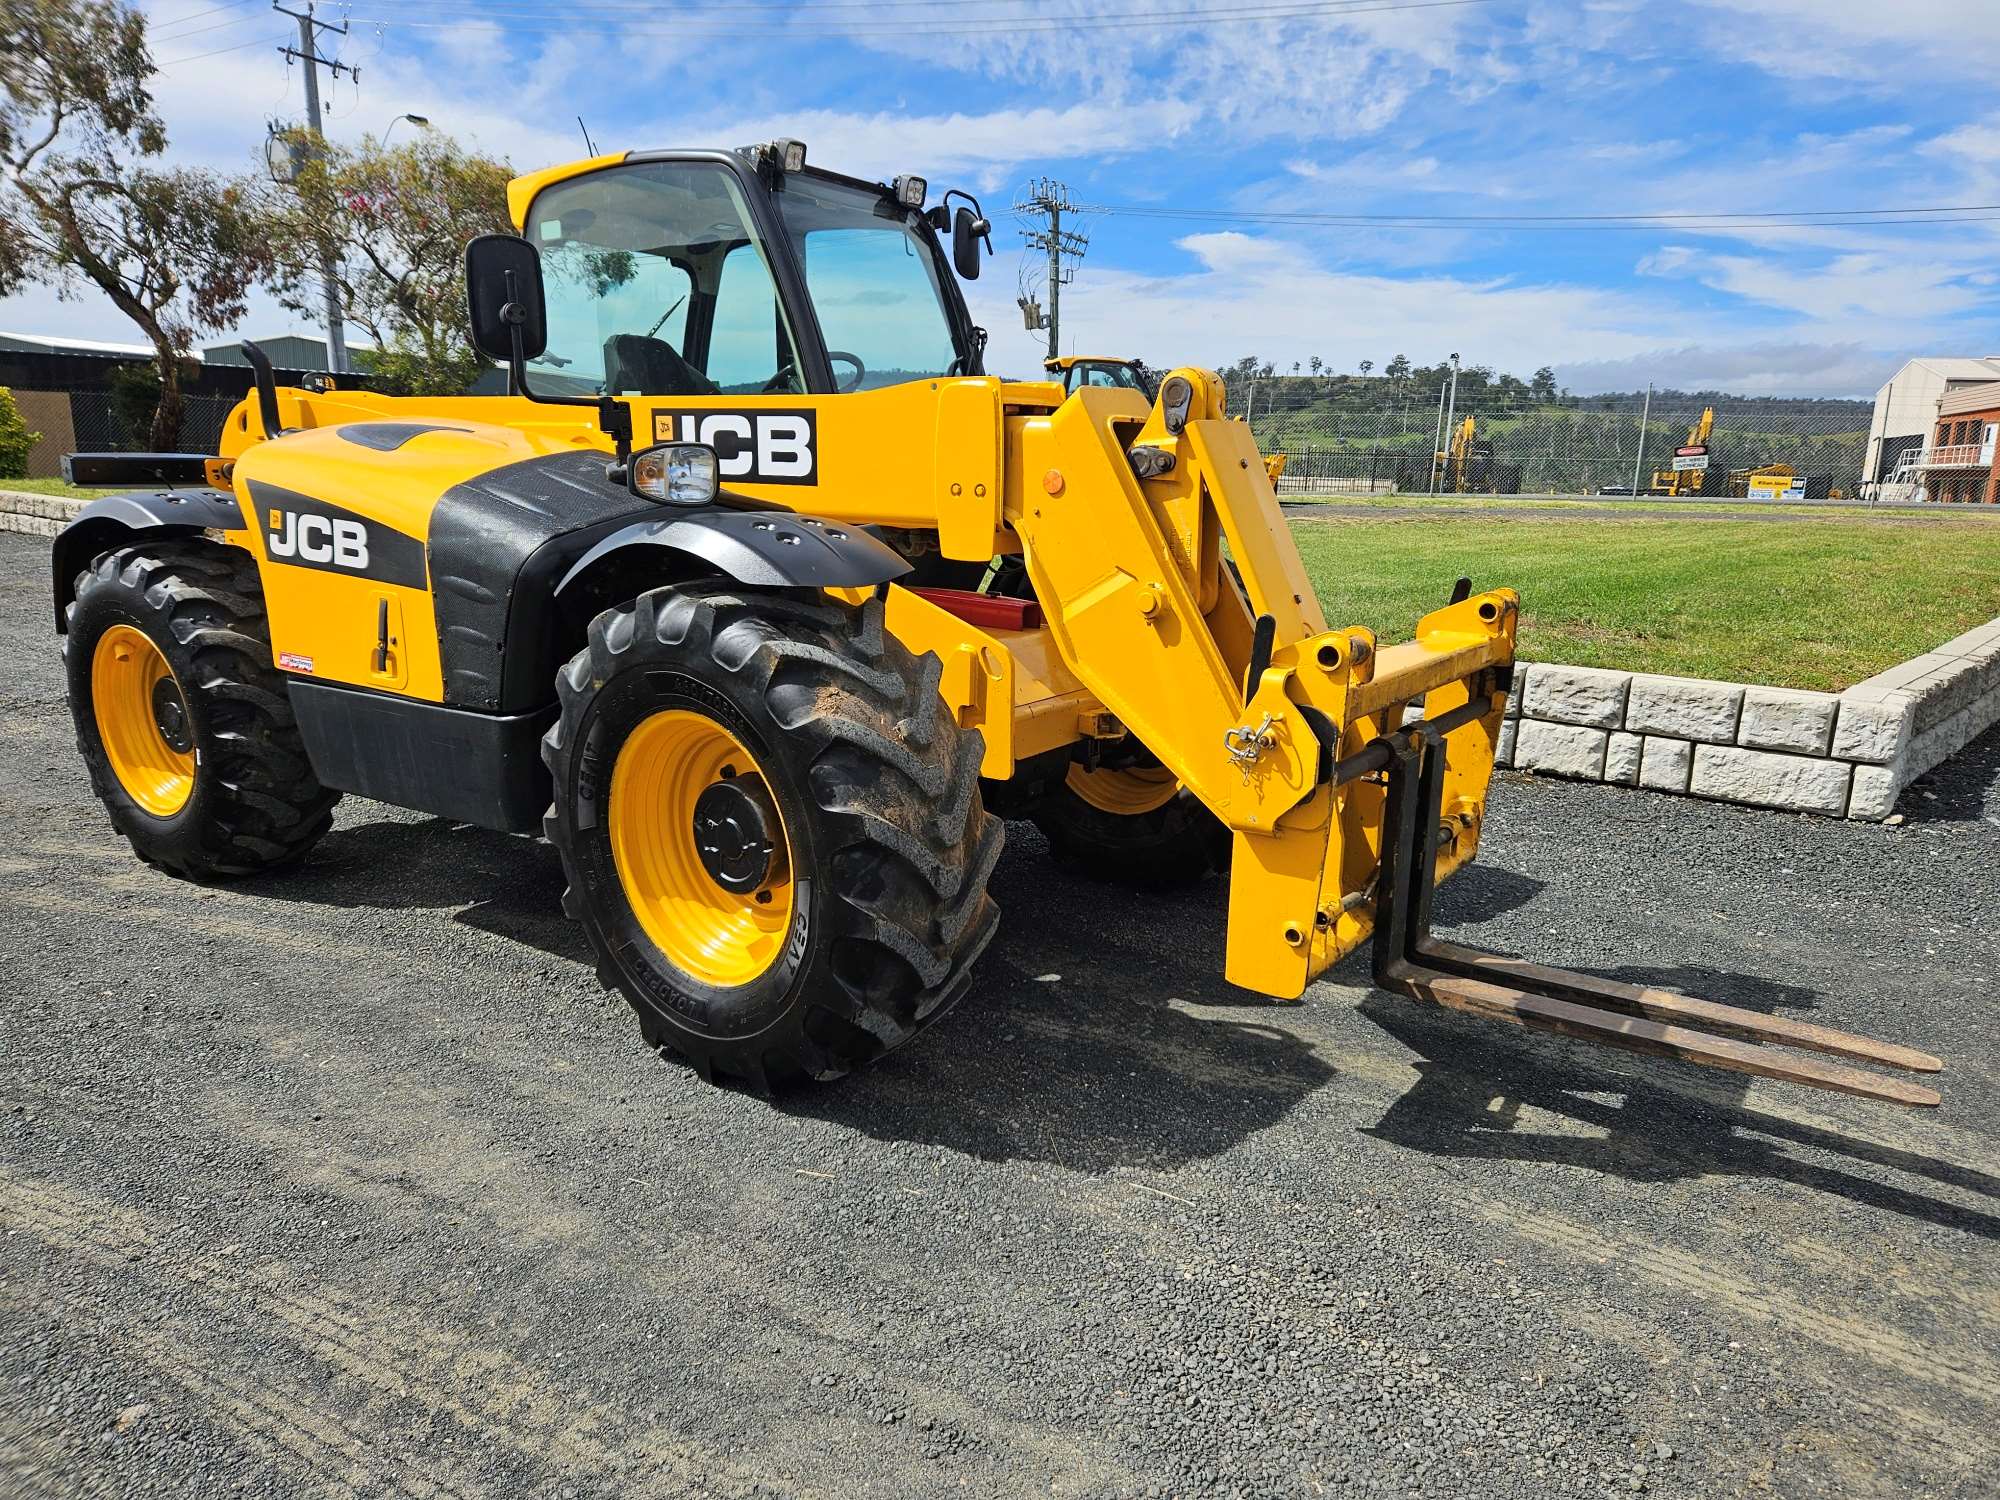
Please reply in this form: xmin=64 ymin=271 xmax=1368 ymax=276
xmin=1082 ymin=201 xmax=2000 ymax=225
xmin=1070 ymin=202 xmax=2000 ymax=231
xmin=329 ymin=0 xmax=1481 ymax=12
xmin=150 ymin=11 xmax=267 ymax=46
xmin=329 ymin=0 xmax=1498 ymax=39
xmin=307 ymin=0 xmax=1441 ymax=10
xmin=156 ymin=32 xmax=277 ymax=67
xmin=150 ymin=0 xmax=262 ymax=31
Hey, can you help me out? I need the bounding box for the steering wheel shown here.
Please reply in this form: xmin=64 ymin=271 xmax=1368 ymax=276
xmin=760 ymin=352 xmax=866 ymax=394
xmin=828 ymin=351 xmax=866 ymax=393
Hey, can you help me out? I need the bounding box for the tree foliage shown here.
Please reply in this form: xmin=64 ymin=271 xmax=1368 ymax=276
xmin=1 ymin=0 xmax=267 ymax=447
xmin=0 ymin=386 xmax=40 ymax=477
xmin=259 ymin=131 xmax=513 ymax=395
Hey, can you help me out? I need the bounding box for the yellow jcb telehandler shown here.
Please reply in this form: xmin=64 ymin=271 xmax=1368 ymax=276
xmin=52 ymin=141 xmax=1941 ymax=1103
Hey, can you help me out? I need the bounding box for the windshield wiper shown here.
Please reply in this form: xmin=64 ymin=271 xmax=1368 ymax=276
xmin=646 ymin=292 xmax=690 ymax=340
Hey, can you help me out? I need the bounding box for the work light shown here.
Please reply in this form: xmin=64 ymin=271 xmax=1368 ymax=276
xmin=628 ymin=442 xmax=718 ymax=506
xmin=892 ymin=174 xmax=927 ymax=208
xmin=772 ymin=138 xmax=807 ymax=172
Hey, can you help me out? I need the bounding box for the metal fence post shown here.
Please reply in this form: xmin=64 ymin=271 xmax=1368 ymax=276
xmin=1630 ymin=382 xmax=1652 ymax=495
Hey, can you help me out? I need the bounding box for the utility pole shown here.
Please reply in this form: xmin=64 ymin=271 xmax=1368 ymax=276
xmin=1014 ymin=179 xmax=1087 ymax=363
xmin=1631 ymin=381 xmax=1653 ymax=496
xmin=275 ymin=2 xmax=357 ymax=374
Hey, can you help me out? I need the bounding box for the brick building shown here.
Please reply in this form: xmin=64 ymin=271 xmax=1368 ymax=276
xmin=1916 ymin=381 xmax=2000 ymax=504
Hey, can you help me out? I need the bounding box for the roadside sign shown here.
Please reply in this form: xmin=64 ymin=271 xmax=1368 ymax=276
xmin=1747 ymin=473 xmax=1806 ymax=500
xmin=1672 ymin=453 xmax=1709 ymax=472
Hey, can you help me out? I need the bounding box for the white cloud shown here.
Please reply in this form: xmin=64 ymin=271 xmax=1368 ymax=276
xmin=845 ymin=5 xmax=1476 ymax=146
xmin=962 ymin=231 xmax=1679 ymax=382
xmin=1690 ymin=0 xmax=2000 ymax=81
xmin=1554 ymin=342 xmax=1896 ymax=398
xmin=1639 ymin=242 xmax=1990 ymax=333
xmin=682 ymin=100 xmax=1200 ymax=192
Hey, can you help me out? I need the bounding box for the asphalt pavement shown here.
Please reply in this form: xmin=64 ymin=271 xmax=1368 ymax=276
xmin=2 ymin=528 xmax=1996 ymax=1500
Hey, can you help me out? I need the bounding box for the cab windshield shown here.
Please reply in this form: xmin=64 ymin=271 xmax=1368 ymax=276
xmin=524 ymin=160 xmax=804 ymax=398
xmin=521 ymin=159 xmax=960 ymax=398
xmin=770 ymin=175 xmax=960 ymax=390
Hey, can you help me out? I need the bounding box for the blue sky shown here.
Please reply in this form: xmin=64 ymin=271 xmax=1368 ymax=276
xmin=5 ymin=0 xmax=1998 ymax=395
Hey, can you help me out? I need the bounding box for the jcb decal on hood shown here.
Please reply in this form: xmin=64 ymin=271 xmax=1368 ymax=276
xmin=246 ymin=481 xmax=427 ymax=588
xmin=652 ymin=408 xmax=817 ymax=486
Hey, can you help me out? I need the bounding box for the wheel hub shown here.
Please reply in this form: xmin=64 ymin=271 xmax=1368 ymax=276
xmin=151 ymin=676 xmax=193 ymax=753
xmin=691 ymin=773 xmax=780 ymax=894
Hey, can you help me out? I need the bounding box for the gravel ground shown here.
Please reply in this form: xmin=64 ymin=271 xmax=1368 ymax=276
xmin=2 ymin=527 xmax=1995 ymax=1500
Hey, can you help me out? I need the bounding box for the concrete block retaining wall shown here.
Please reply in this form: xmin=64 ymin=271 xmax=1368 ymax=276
xmin=1499 ymin=619 xmax=2000 ymax=820
xmin=0 ymin=488 xmax=81 ymax=539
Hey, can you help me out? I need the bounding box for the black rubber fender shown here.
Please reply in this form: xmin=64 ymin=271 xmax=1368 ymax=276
xmin=554 ymin=508 xmax=911 ymax=602
xmin=51 ymin=489 xmax=249 ymax=630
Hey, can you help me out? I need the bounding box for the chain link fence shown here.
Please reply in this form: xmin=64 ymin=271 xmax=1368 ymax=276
xmin=64 ymin=391 xmax=242 ymax=456
xmin=1231 ymin=379 xmax=1872 ymax=499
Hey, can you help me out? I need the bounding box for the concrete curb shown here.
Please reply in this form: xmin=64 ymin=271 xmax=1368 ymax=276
xmin=1496 ymin=622 xmax=2000 ymax=820
xmin=0 ymin=487 xmax=84 ymax=539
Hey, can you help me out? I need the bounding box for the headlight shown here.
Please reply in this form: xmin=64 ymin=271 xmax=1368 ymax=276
xmin=628 ymin=442 xmax=718 ymax=506
xmin=892 ymin=174 xmax=927 ymax=208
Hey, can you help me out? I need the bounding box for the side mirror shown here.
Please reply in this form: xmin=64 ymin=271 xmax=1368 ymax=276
xmin=464 ymin=234 xmax=548 ymax=364
xmin=952 ymin=205 xmax=989 ymax=280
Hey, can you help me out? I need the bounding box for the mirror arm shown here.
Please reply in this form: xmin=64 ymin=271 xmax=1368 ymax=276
xmin=497 ymin=264 xmax=634 ymax=472
xmin=597 ymin=397 xmax=633 ymax=471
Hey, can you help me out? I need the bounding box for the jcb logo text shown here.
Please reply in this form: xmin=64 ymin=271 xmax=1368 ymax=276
xmin=653 ymin=408 xmax=819 ymax=485
xmin=268 ymin=509 xmax=371 ymax=571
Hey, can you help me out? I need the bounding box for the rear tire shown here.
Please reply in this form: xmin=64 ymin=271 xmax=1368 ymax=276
xmin=542 ymin=584 xmax=1002 ymax=1089
xmin=64 ymin=539 xmax=339 ymax=878
xmin=1030 ymin=760 xmax=1225 ymax=890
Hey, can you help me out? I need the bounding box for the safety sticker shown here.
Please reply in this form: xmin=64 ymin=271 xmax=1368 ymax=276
xmin=278 ymin=651 xmax=316 ymax=674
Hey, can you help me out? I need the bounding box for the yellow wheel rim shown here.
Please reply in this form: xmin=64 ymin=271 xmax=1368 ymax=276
xmin=91 ymin=624 xmax=195 ymax=818
xmin=609 ymin=709 xmax=796 ymax=988
xmin=1065 ymin=761 xmax=1180 ymax=816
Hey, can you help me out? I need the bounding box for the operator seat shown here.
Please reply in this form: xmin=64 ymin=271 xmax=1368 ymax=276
xmin=602 ymin=334 xmax=720 ymax=397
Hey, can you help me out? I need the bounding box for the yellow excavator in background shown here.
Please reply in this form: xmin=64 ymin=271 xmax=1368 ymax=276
xmin=1434 ymin=416 xmax=1476 ymax=493
xmin=1649 ymin=407 xmax=1714 ymax=497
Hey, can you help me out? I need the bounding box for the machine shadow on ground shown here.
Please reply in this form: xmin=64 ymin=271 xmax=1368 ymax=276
xmin=244 ymin=813 xmax=1341 ymax=1173
xmin=1352 ymin=838 xmax=1999 ymax=1236
xmin=1357 ymin=978 xmax=2000 ymax=1239
xmin=243 ymin=815 xmax=591 ymax=965
xmin=234 ymin=808 xmax=1994 ymax=1222
xmin=787 ymin=852 xmax=1548 ymax=1171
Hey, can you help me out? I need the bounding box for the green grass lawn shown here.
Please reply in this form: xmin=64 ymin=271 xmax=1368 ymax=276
xmin=0 ymin=477 xmax=114 ymax=500
xmin=1281 ymin=491 xmax=2000 ymax=521
xmin=1290 ymin=514 xmax=2000 ymax=691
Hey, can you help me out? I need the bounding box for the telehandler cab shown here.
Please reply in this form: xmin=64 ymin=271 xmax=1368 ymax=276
xmin=52 ymin=142 xmax=1942 ymax=1103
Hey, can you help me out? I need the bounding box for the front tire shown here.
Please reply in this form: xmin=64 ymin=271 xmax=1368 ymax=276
xmin=542 ymin=585 xmax=1002 ymax=1089
xmin=64 ymin=539 xmax=339 ymax=878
